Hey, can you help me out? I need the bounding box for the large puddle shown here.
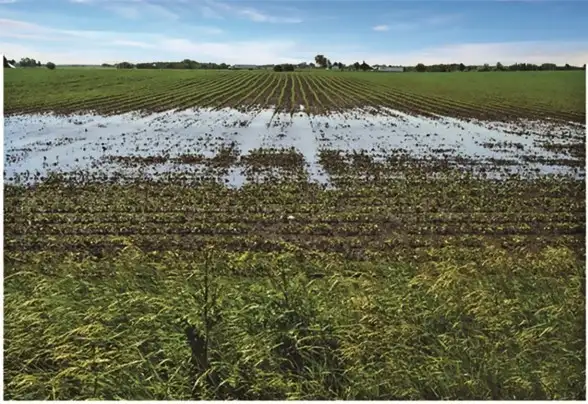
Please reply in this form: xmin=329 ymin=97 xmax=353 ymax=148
xmin=4 ymin=107 xmax=585 ymax=185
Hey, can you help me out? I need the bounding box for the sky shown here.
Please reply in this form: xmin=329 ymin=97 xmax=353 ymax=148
xmin=0 ymin=0 xmax=587 ymax=66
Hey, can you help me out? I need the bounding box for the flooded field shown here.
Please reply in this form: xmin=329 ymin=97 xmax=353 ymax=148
xmin=4 ymin=107 xmax=584 ymax=185
xmin=4 ymin=68 xmax=586 ymax=400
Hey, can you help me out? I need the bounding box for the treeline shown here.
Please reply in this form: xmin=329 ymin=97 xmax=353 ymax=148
xmin=411 ymin=62 xmax=586 ymax=72
xmin=4 ymin=56 xmax=56 ymax=69
xmin=14 ymin=57 xmax=41 ymax=67
xmin=273 ymin=64 xmax=295 ymax=72
xmin=107 ymin=59 xmax=235 ymax=70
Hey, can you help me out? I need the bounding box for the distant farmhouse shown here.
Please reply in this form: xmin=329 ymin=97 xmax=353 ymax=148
xmin=374 ymin=65 xmax=404 ymax=72
xmin=3 ymin=56 xmax=16 ymax=68
xmin=229 ymin=64 xmax=259 ymax=70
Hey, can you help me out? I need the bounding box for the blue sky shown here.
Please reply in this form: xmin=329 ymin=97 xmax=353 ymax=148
xmin=1 ymin=0 xmax=587 ymax=65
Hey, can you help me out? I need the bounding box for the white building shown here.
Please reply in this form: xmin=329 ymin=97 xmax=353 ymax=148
xmin=376 ymin=66 xmax=404 ymax=72
xmin=229 ymin=64 xmax=258 ymax=70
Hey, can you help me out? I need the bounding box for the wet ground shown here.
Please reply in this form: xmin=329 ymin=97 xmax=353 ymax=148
xmin=4 ymin=107 xmax=585 ymax=185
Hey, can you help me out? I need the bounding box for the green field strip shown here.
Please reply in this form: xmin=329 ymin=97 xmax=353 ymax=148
xmin=103 ymin=73 xmax=238 ymax=114
xmin=243 ymin=73 xmax=280 ymax=111
xmin=202 ymin=72 xmax=264 ymax=109
xmin=47 ymin=79 xmax=212 ymax=114
xmin=212 ymin=73 xmax=270 ymax=110
xmin=6 ymin=76 xmax=217 ymax=116
xmin=274 ymin=73 xmax=290 ymax=113
xmin=289 ymin=73 xmax=299 ymax=114
xmin=339 ymin=77 xmax=436 ymax=117
xmin=145 ymin=73 xmax=249 ymax=112
xmin=294 ymin=74 xmax=312 ymax=115
xmin=160 ymin=72 xmax=253 ymax=112
xmin=264 ymin=73 xmax=286 ymax=110
xmin=230 ymin=73 xmax=275 ymax=111
xmin=312 ymin=74 xmax=353 ymax=109
xmin=322 ymin=76 xmax=385 ymax=110
xmin=298 ymin=74 xmax=324 ymax=115
xmin=362 ymin=80 xmax=553 ymax=121
xmin=306 ymin=74 xmax=345 ymax=113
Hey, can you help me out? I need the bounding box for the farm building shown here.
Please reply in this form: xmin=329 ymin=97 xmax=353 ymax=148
xmin=3 ymin=56 xmax=16 ymax=68
xmin=229 ymin=64 xmax=259 ymax=70
xmin=376 ymin=66 xmax=404 ymax=72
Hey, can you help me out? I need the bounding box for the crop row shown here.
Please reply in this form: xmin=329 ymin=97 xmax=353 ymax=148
xmin=6 ymin=211 xmax=582 ymax=225
xmin=5 ymin=232 xmax=584 ymax=260
xmin=5 ymin=72 xmax=584 ymax=122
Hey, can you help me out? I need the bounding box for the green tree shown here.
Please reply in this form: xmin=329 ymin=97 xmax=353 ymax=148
xmin=458 ymin=63 xmax=466 ymax=72
xmin=314 ymin=54 xmax=327 ymax=68
xmin=360 ymin=60 xmax=371 ymax=71
xmin=496 ymin=62 xmax=504 ymax=71
xmin=273 ymin=64 xmax=283 ymax=72
xmin=353 ymin=62 xmax=360 ymax=70
xmin=46 ymin=62 xmax=56 ymax=70
xmin=415 ymin=63 xmax=426 ymax=72
xmin=19 ymin=57 xmax=39 ymax=67
xmin=116 ymin=61 xmax=134 ymax=69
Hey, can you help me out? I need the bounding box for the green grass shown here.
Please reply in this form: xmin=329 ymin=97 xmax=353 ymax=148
xmin=4 ymin=245 xmax=584 ymax=400
xmin=352 ymin=70 xmax=586 ymax=114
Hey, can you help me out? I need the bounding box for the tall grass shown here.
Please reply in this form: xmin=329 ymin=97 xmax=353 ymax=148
xmin=4 ymin=245 xmax=585 ymax=400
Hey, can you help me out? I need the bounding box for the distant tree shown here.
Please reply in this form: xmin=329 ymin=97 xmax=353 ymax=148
xmin=360 ymin=60 xmax=371 ymax=71
xmin=479 ymin=63 xmax=491 ymax=72
xmin=19 ymin=57 xmax=39 ymax=67
xmin=116 ymin=61 xmax=135 ymax=69
xmin=353 ymin=61 xmax=361 ymax=71
xmin=415 ymin=63 xmax=426 ymax=72
xmin=309 ymin=62 xmax=315 ymax=68
xmin=458 ymin=63 xmax=466 ymax=72
xmin=496 ymin=62 xmax=504 ymax=71
xmin=314 ymin=54 xmax=328 ymax=68
xmin=564 ymin=63 xmax=570 ymax=70
xmin=273 ymin=64 xmax=283 ymax=72
xmin=46 ymin=62 xmax=56 ymax=70
xmin=583 ymin=64 xmax=586 ymax=70
xmin=283 ymin=63 xmax=295 ymax=72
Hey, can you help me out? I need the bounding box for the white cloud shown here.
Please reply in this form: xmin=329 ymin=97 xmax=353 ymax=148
xmin=372 ymin=25 xmax=389 ymax=32
xmin=200 ymin=5 xmax=223 ymax=20
xmin=329 ymin=41 xmax=588 ymax=66
xmin=1 ymin=18 xmax=587 ymax=66
xmin=204 ymin=0 xmax=303 ymax=24
xmin=383 ymin=12 xmax=463 ymax=31
xmin=69 ymin=0 xmax=180 ymax=21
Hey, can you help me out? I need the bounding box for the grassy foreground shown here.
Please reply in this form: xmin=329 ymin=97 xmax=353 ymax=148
xmin=4 ymin=246 xmax=585 ymax=400
xmin=4 ymin=68 xmax=585 ymax=121
xmin=4 ymin=173 xmax=586 ymax=400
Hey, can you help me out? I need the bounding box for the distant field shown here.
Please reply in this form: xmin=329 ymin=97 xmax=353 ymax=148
xmin=4 ymin=69 xmax=585 ymax=122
